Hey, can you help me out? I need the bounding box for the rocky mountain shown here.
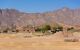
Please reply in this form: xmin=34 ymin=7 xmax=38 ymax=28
xmin=0 ymin=7 xmax=80 ymax=30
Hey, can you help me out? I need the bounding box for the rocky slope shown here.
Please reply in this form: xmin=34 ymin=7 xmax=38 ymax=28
xmin=0 ymin=7 xmax=80 ymax=29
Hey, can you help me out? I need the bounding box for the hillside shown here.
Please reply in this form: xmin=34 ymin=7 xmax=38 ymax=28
xmin=0 ymin=7 xmax=80 ymax=31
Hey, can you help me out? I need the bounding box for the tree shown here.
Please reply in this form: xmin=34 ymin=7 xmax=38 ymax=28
xmin=51 ymin=24 xmax=63 ymax=33
xmin=35 ymin=24 xmax=51 ymax=33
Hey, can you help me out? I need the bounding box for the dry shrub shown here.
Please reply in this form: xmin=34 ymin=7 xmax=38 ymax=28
xmin=64 ymin=37 xmax=79 ymax=42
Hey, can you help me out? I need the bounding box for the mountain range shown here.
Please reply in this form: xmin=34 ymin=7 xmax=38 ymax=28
xmin=0 ymin=7 xmax=80 ymax=29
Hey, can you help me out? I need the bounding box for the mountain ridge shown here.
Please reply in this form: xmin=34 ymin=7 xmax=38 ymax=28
xmin=0 ymin=7 xmax=80 ymax=30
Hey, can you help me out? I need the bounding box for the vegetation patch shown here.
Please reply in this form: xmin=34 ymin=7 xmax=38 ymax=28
xmin=34 ymin=24 xmax=63 ymax=36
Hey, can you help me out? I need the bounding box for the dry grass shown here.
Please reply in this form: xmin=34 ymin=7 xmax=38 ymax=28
xmin=0 ymin=32 xmax=80 ymax=50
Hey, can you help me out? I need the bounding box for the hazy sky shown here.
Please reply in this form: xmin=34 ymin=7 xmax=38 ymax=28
xmin=0 ymin=0 xmax=80 ymax=13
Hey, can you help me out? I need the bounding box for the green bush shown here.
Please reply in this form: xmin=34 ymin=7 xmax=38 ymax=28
xmin=35 ymin=28 xmax=41 ymax=32
xmin=67 ymin=27 xmax=74 ymax=31
xmin=52 ymin=24 xmax=63 ymax=33
xmin=67 ymin=27 xmax=80 ymax=33
xmin=35 ymin=25 xmax=51 ymax=33
xmin=35 ymin=24 xmax=63 ymax=33
xmin=43 ymin=25 xmax=51 ymax=30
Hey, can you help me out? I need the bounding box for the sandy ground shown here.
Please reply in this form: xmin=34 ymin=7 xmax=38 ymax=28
xmin=0 ymin=32 xmax=80 ymax=50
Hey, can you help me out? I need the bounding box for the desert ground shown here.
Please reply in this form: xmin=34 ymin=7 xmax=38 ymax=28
xmin=0 ymin=32 xmax=80 ymax=50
